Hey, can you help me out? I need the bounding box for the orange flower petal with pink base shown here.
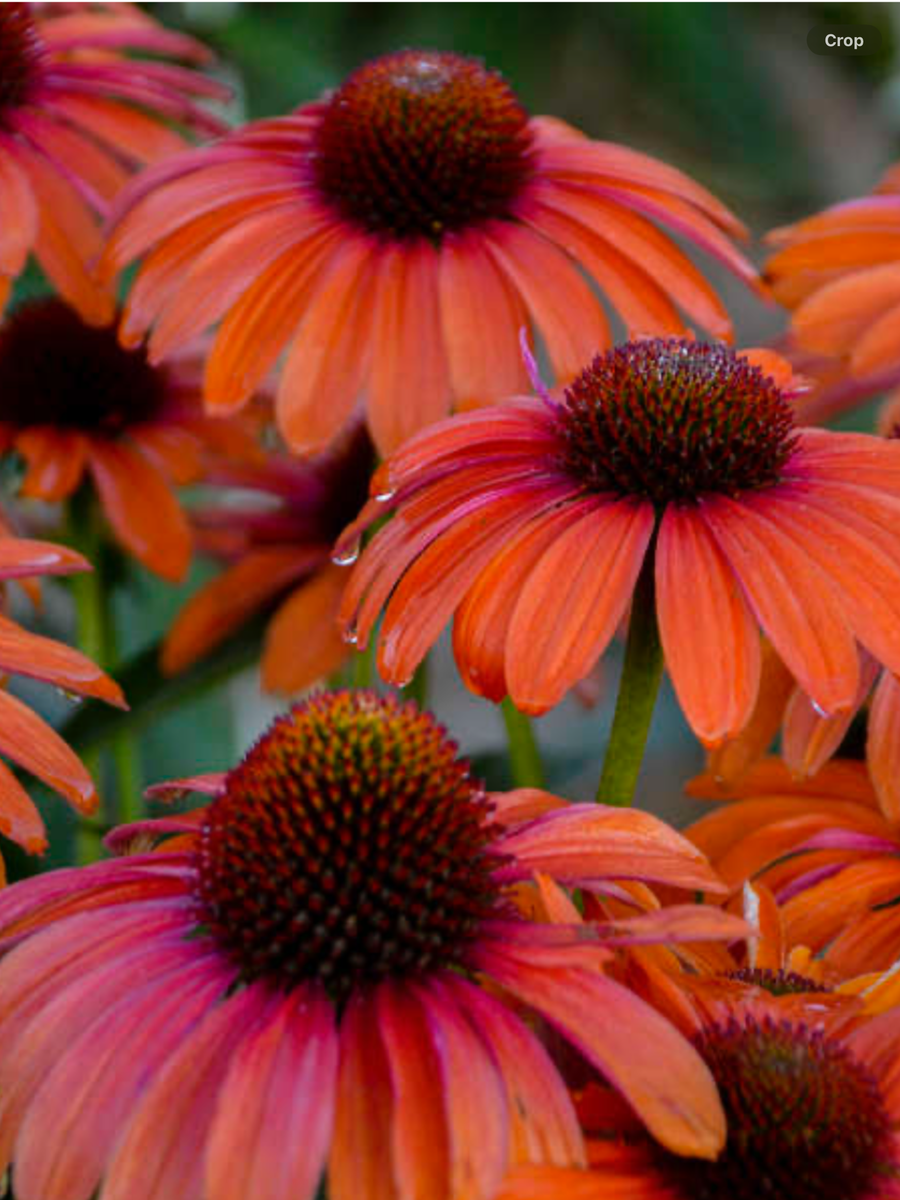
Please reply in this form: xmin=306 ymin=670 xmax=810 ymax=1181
xmin=656 ymin=506 xmax=760 ymax=747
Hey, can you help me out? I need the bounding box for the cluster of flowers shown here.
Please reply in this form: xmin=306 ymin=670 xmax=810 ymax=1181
xmin=2 ymin=4 xmax=900 ymax=1200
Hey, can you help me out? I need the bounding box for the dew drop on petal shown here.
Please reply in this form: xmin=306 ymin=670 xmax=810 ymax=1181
xmin=332 ymin=540 xmax=360 ymax=566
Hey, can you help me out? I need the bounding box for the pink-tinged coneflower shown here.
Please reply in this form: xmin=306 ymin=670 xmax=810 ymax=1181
xmin=338 ymin=337 xmax=900 ymax=749
xmin=498 ymin=1003 xmax=900 ymax=1200
xmin=99 ymin=48 xmax=759 ymax=456
xmin=0 ymin=2 xmax=228 ymax=317
xmin=0 ymin=690 xmax=744 ymax=1200
xmin=161 ymin=428 xmax=372 ymax=694
xmin=0 ymin=532 xmax=124 ymax=863
xmin=0 ymin=296 xmax=258 ymax=581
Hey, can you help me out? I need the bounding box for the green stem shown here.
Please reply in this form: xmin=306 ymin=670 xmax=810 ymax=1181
xmin=501 ymin=698 xmax=545 ymax=789
xmin=69 ymin=494 xmax=106 ymax=863
xmin=351 ymin=634 xmax=377 ymax=690
xmin=595 ymin=547 xmax=664 ymax=807
xmin=405 ymin=656 xmax=429 ymax=710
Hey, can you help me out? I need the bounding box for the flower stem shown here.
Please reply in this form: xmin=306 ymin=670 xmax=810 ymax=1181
xmin=501 ymin=698 xmax=545 ymax=789
xmin=595 ymin=549 xmax=663 ymax=807
xmin=406 ymin=656 xmax=429 ymax=710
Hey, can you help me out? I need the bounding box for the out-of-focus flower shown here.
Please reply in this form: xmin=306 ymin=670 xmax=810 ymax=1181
xmin=162 ymin=429 xmax=372 ymax=693
xmin=497 ymin=998 xmax=900 ymax=1200
xmin=0 ymin=532 xmax=125 ymax=863
xmin=0 ymin=297 xmax=258 ymax=580
xmin=100 ymin=48 xmax=759 ymax=456
xmin=0 ymin=690 xmax=741 ymax=1200
xmin=0 ymin=2 xmax=228 ymax=316
xmin=687 ymin=759 xmax=900 ymax=980
xmin=338 ymin=337 xmax=900 ymax=749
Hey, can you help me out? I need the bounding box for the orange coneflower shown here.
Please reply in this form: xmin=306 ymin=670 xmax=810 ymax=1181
xmin=99 ymin=48 xmax=759 ymax=456
xmin=498 ymin=999 xmax=900 ymax=1200
xmin=338 ymin=337 xmax=900 ymax=749
xmin=0 ymin=532 xmax=124 ymax=863
xmin=162 ymin=428 xmax=372 ymax=694
xmin=0 ymin=2 xmax=228 ymax=317
xmin=686 ymin=758 xmax=900 ymax=980
xmin=0 ymin=296 xmax=258 ymax=581
xmin=0 ymin=690 xmax=742 ymax=1200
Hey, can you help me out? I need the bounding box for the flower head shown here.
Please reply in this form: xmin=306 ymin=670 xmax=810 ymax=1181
xmin=0 ymin=690 xmax=743 ymax=1200
xmin=161 ymin=428 xmax=372 ymax=692
xmin=100 ymin=48 xmax=758 ymax=456
xmin=500 ymin=1005 xmax=900 ymax=1200
xmin=0 ymin=532 xmax=124 ymax=861
xmin=0 ymin=296 xmax=258 ymax=580
xmin=338 ymin=338 xmax=900 ymax=751
xmin=0 ymin=2 xmax=228 ymax=317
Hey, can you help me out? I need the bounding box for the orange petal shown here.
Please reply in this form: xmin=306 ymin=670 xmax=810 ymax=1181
xmin=0 ymin=689 xmax=97 ymax=813
xmin=88 ymin=440 xmax=192 ymax=581
xmin=438 ymin=230 xmax=528 ymax=409
xmin=0 ymin=615 xmax=126 ymax=707
xmin=276 ymin=238 xmax=375 ymax=455
xmin=376 ymin=982 xmax=450 ymax=1200
xmin=707 ymin=641 xmax=795 ymax=787
xmin=16 ymin=428 xmax=87 ymax=502
xmin=506 ymin=499 xmax=654 ymax=715
xmin=366 ymin=239 xmax=452 ymax=454
xmin=0 ymin=142 xmax=37 ymax=278
xmin=656 ymin=506 xmax=760 ymax=747
xmin=161 ymin=547 xmax=312 ymax=675
xmin=0 ymin=538 xmax=89 ymax=579
xmin=793 ymin=263 xmax=900 ymax=356
xmin=0 ymin=758 xmax=47 ymax=854
xmin=484 ymin=221 xmax=610 ymax=381
xmin=868 ymin=670 xmax=900 ymax=823
xmin=261 ymin=565 xmax=349 ymax=695
xmin=701 ymin=494 xmax=859 ymax=718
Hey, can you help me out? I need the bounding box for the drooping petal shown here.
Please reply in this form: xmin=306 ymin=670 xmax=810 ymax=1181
xmin=656 ymin=505 xmax=760 ymax=746
xmin=472 ymin=943 xmax=726 ymax=1160
xmin=0 ymin=615 xmax=125 ymax=706
xmin=261 ymin=564 xmax=349 ymax=694
xmin=103 ymin=985 xmax=270 ymax=1200
xmin=0 ymin=760 xmax=46 ymax=854
xmin=15 ymin=428 xmax=88 ymax=501
xmin=506 ymin=499 xmax=654 ymax=714
xmin=368 ymin=239 xmax=452 ymax=454
xmin=329 ymin=992 xmax=395 ymax=1200
xmin=376 ymin=981 xmax=450 ymax=1200
xmin=701 ymin=494 xmax=859 ymax=717
xmin=88 ymin=438 xmax=192 ymax=581
xmin=205 ymin=985 xmax=338 ymax=1200
xmin=0 ymin=690 xmax=97 ymax=812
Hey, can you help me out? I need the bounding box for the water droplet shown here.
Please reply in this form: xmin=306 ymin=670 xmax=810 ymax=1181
xmin=374 ymin=487 xmax=396 ymax=503
xmin=811 ymin=700 xmax=831 ymax=719
xmin=332 ymin=540 xmax=360 ymax=566
xmin=343 ymin=626 xmax=358 ymax=646
xmin=56 ymin=688 xmax=84 ymax=706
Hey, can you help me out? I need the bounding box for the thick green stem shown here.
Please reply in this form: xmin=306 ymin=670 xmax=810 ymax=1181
xmin=351 ymin=633 xmax=378 ymax=690
xmin=595 ymin=549 xmax=664 ymax=807
xmin=501 ymin=698 xmax=545 ymax=790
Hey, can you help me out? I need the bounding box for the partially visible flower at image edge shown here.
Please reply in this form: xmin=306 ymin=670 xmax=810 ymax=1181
xmin=338 ymin=337 xmax=900 ymax=749
xmin=0 ymin=1 xmax=229 ymax=316
xmin=0 ymin=690 xmax=747 ymax=1200
xmin=495 ymin=999 xmax=900 ymax=1200
xmin=0 ymin=296 xmax=260 ymax=581
xmin=0 ymin=533 xmax=125 ymax=864
xmin=99 ymin=47 xmax=759 ymax=456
